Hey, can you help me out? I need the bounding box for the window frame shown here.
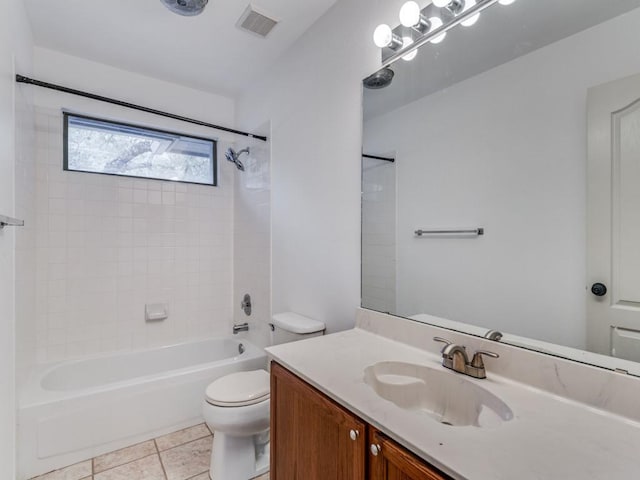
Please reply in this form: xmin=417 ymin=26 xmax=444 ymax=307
xmin=63 ymin=112 xmax=218 ymax=186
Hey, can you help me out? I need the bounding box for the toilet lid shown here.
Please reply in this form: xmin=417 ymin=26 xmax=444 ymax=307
xmin=205 ymin=369 xmax=270 ymax=407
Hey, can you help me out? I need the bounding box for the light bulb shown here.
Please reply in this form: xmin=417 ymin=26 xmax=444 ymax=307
xmin=401 ymin=37 xmax=417 ymax=61
xmin=428 ymin=16 xmax=446 ymax=44
xmin=373 ymin=24 xmax=393 ymax=48
xmin=399 ymin=1 xmax=421 ymax=27
xmin=461 ymin=0 xmax=480 ymax=27
xmin=432 ymin=0 xmax=451 ymax=7
xmin=499 ymin=0 xmax=516 ymax=4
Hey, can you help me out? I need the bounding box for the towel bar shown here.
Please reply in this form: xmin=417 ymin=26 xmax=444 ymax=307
xmin=0 ymin=215 xmax=25 ymax=229
xmin=414 ymin=228 xmax=484 ymax=237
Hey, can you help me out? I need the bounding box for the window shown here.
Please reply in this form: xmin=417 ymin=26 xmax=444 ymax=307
xmin=63 ymin=113 xmax=216 ymax=186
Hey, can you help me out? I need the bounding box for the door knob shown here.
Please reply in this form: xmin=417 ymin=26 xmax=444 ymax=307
xmin=370 ymin=444 xmax=381 ymax=456
xmin=349 ymin=429 xmax=359 ymax=441
xmin=591 ymin=283 xmax=607 ymax=297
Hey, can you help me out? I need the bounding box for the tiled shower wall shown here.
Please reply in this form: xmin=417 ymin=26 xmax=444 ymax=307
xmin=15 ymin=84 xmax=37 ymax=375
xmin=27 ymin=107 xmax=234 ymax=363
xmin=233 ymin=131 xmax=271 ymax=348
xmin=361 ymin=158 xmax=396 ymax=314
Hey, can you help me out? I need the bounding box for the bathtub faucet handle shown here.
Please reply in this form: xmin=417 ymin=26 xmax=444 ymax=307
xmin=241 ymin=294 xmax=252 ymax=316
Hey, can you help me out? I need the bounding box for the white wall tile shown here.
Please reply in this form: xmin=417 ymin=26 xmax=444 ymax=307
xmin=15 ymin=76 xmax=38 ymax=387
xmin=362 ymin=159 xmax=396 ymax=314
xmin=233 ymin=136 xmax=272 ymax=348
xmin=28 ymin=107 xmax=235 ymax=362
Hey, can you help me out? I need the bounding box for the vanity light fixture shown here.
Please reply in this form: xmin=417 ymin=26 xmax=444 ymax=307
xmin=399 ymin=1 xmax=431 ymax=33
xmin=373 ymin=24 xmax=403 ymax=50
xmin=432 ymin=0 xmax=465 ymax=14
xmin=375 ymin=0 xmax=512 ymax=65
xmin=401 ymin=37 xmax=418 ymax=61
xmin=428 ymin=16 xmax=446 ymax=44
xmin=460 ymin=0 xmax=481 ymax=27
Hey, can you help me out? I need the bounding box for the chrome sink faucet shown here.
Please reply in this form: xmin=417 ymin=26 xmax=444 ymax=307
xmin=434 ymin=337 xmax=499 ymax=379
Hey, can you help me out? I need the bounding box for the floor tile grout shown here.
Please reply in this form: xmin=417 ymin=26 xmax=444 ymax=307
xmin=152 ymin=438 xmax=169 ymax=480
xmin=31 ymin=424 xmax=227 ymax=480
xmin=156 ymin=424 xmax=212 ymax=450
xmin=184 ymin=472 xmax=211 ymax=480
xmin=161 ymin=435 xmax=212 ymax=453
xmin=159 ymin=433 xmax=212 ymax=480
xmin=157 ymin=447 xmax=169 ymax=480
xmin=157 ymin=433 xmax=212 ymax=453
xmin=94 ymin=453 xmax=159 ymax=478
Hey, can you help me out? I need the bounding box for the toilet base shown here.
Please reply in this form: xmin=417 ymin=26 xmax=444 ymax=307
xmin=210 ymin=430 xmax=270 ymax=480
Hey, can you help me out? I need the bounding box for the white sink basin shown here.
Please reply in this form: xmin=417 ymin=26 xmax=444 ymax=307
xmin=364 ymin=361 xmax=514 ymax=428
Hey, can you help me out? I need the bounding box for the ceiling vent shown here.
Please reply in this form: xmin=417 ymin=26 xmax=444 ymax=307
xmin=237 ymin=4 xmax=279 ymax=38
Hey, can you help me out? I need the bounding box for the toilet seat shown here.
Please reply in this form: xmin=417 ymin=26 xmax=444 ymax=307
xmin=205 ymin=369 xmax=270 ymax=407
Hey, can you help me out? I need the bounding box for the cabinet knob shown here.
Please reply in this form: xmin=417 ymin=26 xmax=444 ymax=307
xmin=349 ymin=429 xmax=359 ymax=441
xmin=370 ymin=443 xmax=382 ymax=456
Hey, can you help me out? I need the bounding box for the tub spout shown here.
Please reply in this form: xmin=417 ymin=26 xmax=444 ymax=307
xmin=233 ymin=323 xmax=249 ymax=334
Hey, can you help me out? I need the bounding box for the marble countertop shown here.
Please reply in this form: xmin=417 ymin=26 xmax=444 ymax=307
xmin=266 ymin=328 xmax=640 ymax=480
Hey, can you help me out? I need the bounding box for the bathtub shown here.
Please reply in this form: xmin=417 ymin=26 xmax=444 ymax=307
xmin=18 ymin=337 xmax=267 ymax=479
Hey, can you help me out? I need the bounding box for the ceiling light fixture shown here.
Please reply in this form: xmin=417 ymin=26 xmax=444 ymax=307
xmin=160 ymin=0 xmax=208 ymax=16
xmin=373 ymin=0 xmax=511 ymax=65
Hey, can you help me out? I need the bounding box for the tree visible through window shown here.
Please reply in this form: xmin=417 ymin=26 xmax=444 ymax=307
xmin=63 ymin=113 xmax=216 ymax=186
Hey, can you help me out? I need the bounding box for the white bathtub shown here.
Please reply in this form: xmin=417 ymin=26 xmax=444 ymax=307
xmin=18 ymin=337 xmax=267 ymax=479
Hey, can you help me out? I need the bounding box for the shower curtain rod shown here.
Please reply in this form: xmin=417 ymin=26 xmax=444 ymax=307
xmin=362 ymin=153 xmax=395 ymax=163
xmin=15 ymin=74 xmax=268 ymax=142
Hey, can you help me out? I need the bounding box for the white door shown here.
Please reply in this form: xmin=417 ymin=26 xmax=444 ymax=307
xmin=587 ymin=72 xmax=640 ymax=362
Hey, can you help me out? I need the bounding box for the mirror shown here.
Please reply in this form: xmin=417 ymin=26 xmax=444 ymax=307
xmin=362 ymin=0 xmax=640 ymax=376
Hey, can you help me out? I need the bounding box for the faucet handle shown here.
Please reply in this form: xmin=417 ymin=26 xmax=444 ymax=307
xmin=484 ymin=330 xmax=503 ymax=341
xmin=433 ymin=337 xmax=452 ymax=352
xmin=471 ymin=350 xmax=499 ymax=368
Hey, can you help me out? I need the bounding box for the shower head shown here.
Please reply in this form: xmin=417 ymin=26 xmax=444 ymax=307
xmin=363 ymin=68 xmax=395 ymax=89
xmin=225 ymin=147 xmax=249 ymax=171
xmin=160 ymin=0 xmax=208 ymax=16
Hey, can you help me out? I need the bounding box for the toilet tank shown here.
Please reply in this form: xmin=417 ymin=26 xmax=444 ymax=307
xmin=270 ymin=312 xmax=325 ymax=345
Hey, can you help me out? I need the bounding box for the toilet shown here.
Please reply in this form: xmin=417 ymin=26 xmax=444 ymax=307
xmin=203 ymin=312 xmax=325 ymax=480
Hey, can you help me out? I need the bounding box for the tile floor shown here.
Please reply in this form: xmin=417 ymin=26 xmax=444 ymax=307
xmin=31 ymin=423 xmax=270 ymax=480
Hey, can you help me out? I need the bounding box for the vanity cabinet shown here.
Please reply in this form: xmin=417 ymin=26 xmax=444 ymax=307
xmin=270 ymin=362 xmax=366 ymax=479
xmin=271 ymin=362 xmax=451 ymax=480
xmin=368 ymin=429 xmax=448 ymax=480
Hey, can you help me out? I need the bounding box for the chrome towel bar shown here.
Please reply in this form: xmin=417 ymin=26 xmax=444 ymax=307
xmin=0 ymin=215 xmax=25 ymax=229
xmin=415 ymin=228 xmax=484 ymax=237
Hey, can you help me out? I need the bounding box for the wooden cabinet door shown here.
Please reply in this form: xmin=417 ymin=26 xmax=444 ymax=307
xmin=271 ymin=362 xmax=366 ymax=480
xmin=368 ymin=428 xmax=451 ymax=480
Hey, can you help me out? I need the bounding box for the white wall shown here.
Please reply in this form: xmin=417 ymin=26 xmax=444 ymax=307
xmin=18 ymin=48 xmax=239 ymax=364
xmin=0 ymin=1 xmax=33 ymax=477
xmin=33 ymin=48 xmax=235 ymax=128
xmin=236 ymin=0 xmax=408 ymax=333
xmin=363 ymin=9 xmax=640 ymax=348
